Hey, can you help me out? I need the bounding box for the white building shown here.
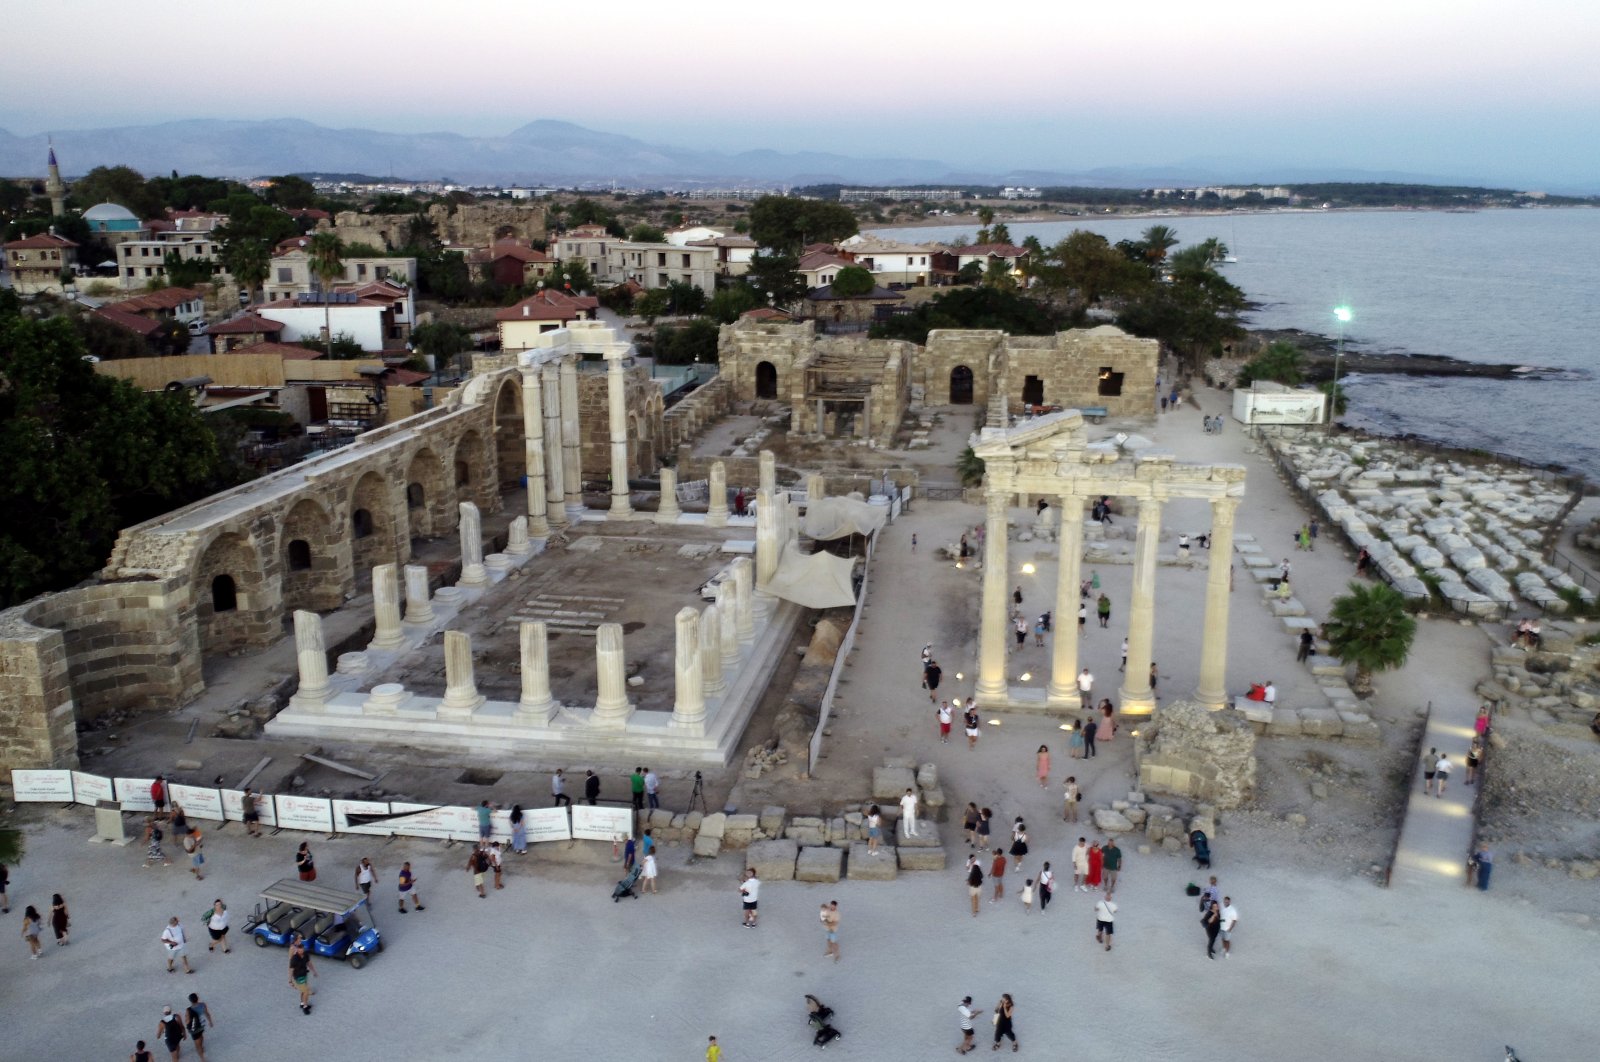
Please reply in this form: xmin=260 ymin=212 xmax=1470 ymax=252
xmin=263 ymin=239 xmax=415 ymax=304
xmin=836 ymin=234 xmax=933 ymax=285
xmin=606 ymin=241 xmax=717 ymax=294
xmin=116 ymin=232 xmax=222 ymax=288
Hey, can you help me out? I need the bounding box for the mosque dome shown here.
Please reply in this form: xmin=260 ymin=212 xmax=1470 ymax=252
xmin=82 ymin=202 xmax=143 ymax=231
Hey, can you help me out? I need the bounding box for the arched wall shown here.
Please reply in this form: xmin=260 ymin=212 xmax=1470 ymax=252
xmin=193 ymin=530 xmax=278 ymax=652
xmin=279 ymin=497 xmax=347 ymax=611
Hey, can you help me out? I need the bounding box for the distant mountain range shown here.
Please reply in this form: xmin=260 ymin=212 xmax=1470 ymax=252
xmin=0 ymin=118 xmax=1584 ymax=192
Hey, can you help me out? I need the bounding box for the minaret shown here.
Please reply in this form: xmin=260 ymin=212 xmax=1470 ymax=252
xmin=45 ymin=141 xmax=66 ymax=218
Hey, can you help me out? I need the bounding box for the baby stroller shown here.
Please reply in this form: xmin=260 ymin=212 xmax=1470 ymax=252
xmin=805 ymin=994 xmax=842 ymax=1047
xmin=611 ymin=863 xmax=643 ymax=902
xmin=1189 ymin=829 xmax=1212 ymax=869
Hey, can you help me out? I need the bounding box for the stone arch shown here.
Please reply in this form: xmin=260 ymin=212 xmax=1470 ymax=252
xmin=349 ymin=471 xmax=399 ymax=580
xmin=194 ymin=531 xmax=275 ymax=653
xmin=280 ymin=496 xmax=346 ymax=612
xmin=754 ymin=361 xmax=778 ymax=400
xmin=404 ymin=446 xmax=452 ymax=539
xmin=453 ymin=428 xmax=488 ymax=505
xmin=492 ymin=376 xmax=525 ymax=490
xmin=949 ymin=365 xmax=974 ymax=404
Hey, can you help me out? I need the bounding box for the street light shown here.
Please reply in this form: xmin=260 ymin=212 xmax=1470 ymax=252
xmin=1327 ymin=305 xmax=1352 ymax=434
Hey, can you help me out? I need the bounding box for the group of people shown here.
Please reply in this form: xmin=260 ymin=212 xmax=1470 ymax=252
xmin=16 ymin=886 xmax=68 ymax=958
xmin=1512 ymin=617 xmax=1543 ymax=650
xmin=1293 ymin=520 xmax=1319 ymax=551
xmin=1201 ymin=414 xmax=1226 ymax=434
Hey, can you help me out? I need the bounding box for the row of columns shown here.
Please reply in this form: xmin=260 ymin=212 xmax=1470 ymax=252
xmin=519 ymin=358 xmax=585 ymax=537
xmin=976 ymin=490 xmax=1239 ymax=714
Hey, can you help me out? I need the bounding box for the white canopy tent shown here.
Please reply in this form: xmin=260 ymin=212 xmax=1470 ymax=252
xmin=764 ymin=547 xmax=858 ymax=609
xmin=803 ymin=496 xmax=888 ymax=541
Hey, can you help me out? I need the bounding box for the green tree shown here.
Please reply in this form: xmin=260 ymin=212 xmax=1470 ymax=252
xmin=652 ymin=319 xmax=720 ymax=365
xmin=1139 ymin=224 xmax=1179 ymax=266
xmin=1033 ymin=230 xmax=1144 ymax=307
xmin=629 ymin=223 xmax=666 ymax=243
xmin=1320 ymin=381 xmax=1348 ymax=416
xmin=871 ymin=286 xmax=1062 ymax=345
xmin=306 ymin=232 xmax=346 ymax=356
xmin=830 ymin=265 xmax=875 ymax=297
xmin=542 ymin=259 xmax=593 ymax=296
xmin=957 ymin=446 xmax=986 ymax=488
xmin=262 ymin=175 xmax=318 ymax=209
xmin=1196 ymin=236 xmax=1231 ymax=264
xmin=410 ymin=320 xmax=469 ymax=375
xmin=744 ymin=252 xmax=807 ymax=308
xmin=222 ymin=237 xmax=270 ymax=305
xmin=149 ymin=319 xmax=193 ymax=356
xmin=635 ymin=289 xmax=671 ymax=326
xmin=1237 ymin=341 xmax=1304 ymax=386
xmin=747 ymin=196 xmax=857 ymax=253
xmin=67 ymin=165 xmax=164 ymax=218
xmin=977 ymin=206 xmax=995 ymax=227
xmin=956 ymin=261 xmax=985 ymax=285
xmin=666 ymin=280 xmax=707 ymax=316
xmin=990 ymin=222 xmax=1012 ymax=245
xmin=706 ymin=284 xmax=760 ymax=323
xmin=1324 ymin=581 xmax=1417 ymax=694
xmin=162 ymin=251 xmax=216 ymax=288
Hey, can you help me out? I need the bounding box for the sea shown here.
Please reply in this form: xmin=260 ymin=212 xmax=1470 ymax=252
xmin=870 ymin=208 xmax=1600 ymax=481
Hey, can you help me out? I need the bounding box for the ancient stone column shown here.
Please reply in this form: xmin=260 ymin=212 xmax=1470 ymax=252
xmin=439 ymin=630 xmax=484 ymax=717
xmin=515 ymin=620 xmax=556 ymax=723
xmin=806 ymin=472 xmax=826 ymax=500
xmin=732 ymin=557 xmax=756 ymax=642
xmin=1118 ymin=495 xmax=1163 ymax=716
xmin=591 ymin=621 xmax=633 ymax=727
xmin=1047 ymin=495 xmax=1085 ymax=707
xmin=975 ymin=482 xmax=1012 ymax=703
xmin=541 ymin=363 xmax=566 ymax=526
xmin=700 ymin=604 xmax=726 ymax=696
xmin=287 ymin=610 xmax=330 ymax=712
xmin=604 ymin=347 xmax=633 ymax=518
xmin=759 ymin=449 xmax=776 ymax=498
xmin=369 ymin=563 xmax=404 ymax=649
xmin=507 ymin=516 xmax=531 ymax=556
xmin=754 ymin=487 xmax=779 ymax=623
xmin=1196 ymin=496 xmax=1240 ymax=711
xmin=671 ymin=606 xmax=706 ymax=730
xmin=715 ymin=582 xmax=740 ymax=667
xmin=403 ymin=564 xmax=434 ymax=624
xmin=521 ymin=369 xmax=550 ymax=537
xmin=706 ymin=461 xmax=729 ymax=527
xmin=457 ymin=502 xmax=488 ymax=586
xmin=560 ymin=357 xmax=583 ymax=517
xmin=656 ymin=467 xmax=681 ymax=524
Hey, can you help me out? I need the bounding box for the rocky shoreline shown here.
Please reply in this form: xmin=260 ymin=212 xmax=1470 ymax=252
xmin=1249 ymin=327 xmax=1562 ymax=381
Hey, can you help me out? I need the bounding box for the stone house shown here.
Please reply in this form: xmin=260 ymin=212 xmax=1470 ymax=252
xmin=496 ymin=290 xmax=600 ymax=348
xmin=3 ymin=232 xmax=77 ymax=294
xmin=207 ymin=312 xmax=288 ymax=353
xmin=605 ymin=241 xmax=717 ymax=295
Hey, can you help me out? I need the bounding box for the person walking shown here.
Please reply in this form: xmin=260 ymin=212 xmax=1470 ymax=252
xmin=354 ymin=857 xmax=377 ymax=900
xmin=820 ymin=900 xmax=840 ymax=962
xmin=161 ymin=916 xmax=193 ymax=974
xmin=489 ymin=842 xmax=505 ymax=890
xmin=1037 ymin=862 xmax=1055 ymax=912
xmin=1082 ymin=712 xmax=1097 ymax=758
xmin=1019 ymin=878 xmax=1034 ymax=914
xmin=1063 ymin=776 xmax=1080 ymax=823
xmin=1097 ymin=593 xmax=1111 ymax=628
xmin=1035 ymin=744 xmax=1051 ymax=788
xmin=1202 ymin=899 xmax=1222 ymax=959
xmin=1297 ymin=629 xmax=1314 ymax=663
xmin=963 ymin=803 xmax=980 ymax=848
xmin=1472 ymin=845 xmax=1494 ymax=891
xmin=1033 ymin=614 xmax=1046 ymax=647
xmin=1103 ymin=840 xmax=1122 ymax=897
xmin=295 ymin=842 xmax=315 ymax=882
xmin=397 ymin=861 xmax=424 ymax=913
xmin=132 ymin=1039 xmax=154 ymax=1062
xmin=204 ymin=900 xmax=230 ymax=954
xmin=938 ymin=701 xmax=953 ymax=743
xmin=184 ymin=993 xmax=213 ymax=1062
xmin=156 ymin=1006 xmax=186 ymax=1061
xmin=1220 ymin=897 xmax=1239 ymax=956
xmin=551 ymin=769 xmax=572 ymax=808
xmin=1009 ymin=819 xmax=1029 ymax=873
xmin=1119 ymin=637 xmax=1128 ymax=672
xmin=21 ymin=905 xmax=43 ymax=959
xmin=243 ymin=789 xmax=264 ymax=837
xmin=1094 ymin=896 xmax=1117 ymax=952
xmin=1466 ymin=738 xmax=1483 ymax=786
xmin=467 ymin=844 xmax=490 ymax=899
xmin=739 ymin=868 xmax=760 ymax=928
xmin=989 ymin=848 xmax=1007 ymax=904
xmin=288 ymin=937 xmax=316 ymax=1014
xmin=966 ymin=855 xmax=984 ymax=918
xmin=1076 ymin=668 xmax=1093 ymax=710
xmin=630 ymin=768 xmax=646 ymax=811
xmin=956 ymin=996 xmax=983 ymax=1054
xmin=1071 ymin=837 xmax=1089 ymax=891
xmin=181 ymin=826 xmax=205 ymax=881
xmin=49 ymin=893 xmax=69 ymax=946
xmin=706 ymin=1035 xmax=721 ymax=1062
xmin=641 ymin=851 xmax=658 ymax=894
xmin=964 ymin=704 xmax=982 ymax=750
xmin=976 ymin=808 xmax=993 ymax=853
xmin=1 ymin=861 xmax=9 ymax=912
xmin=900 ymin=788 xmax=920 ymax=838
xmin=143 ymin=817 xmax=171 ymax=868
xmin=1434 ymin=752 xmax=1453 ymax=797
xmin=992 ymin=993 xmax=1018 ymax=1052
xmin=1077 ymin=601 xmax=1088 ymax=634
xmin=866 ymin=805 xmax=883 ymax=855
xmin=1086 ymin=841 xmax=1104 ymax=892
xmin=510 ymin=804 xmax=528 ymax=854
xmin=1097 ymin=703 xmax=1118 ymax=745
xmin=584 ymin=769 xmax=601 ymax=806
xmin=925 ymin=658 xmax=943 ymax=702
xmin=1013 ymin=585 xmax=1023 ymax=607
xmin=1199 ymin=875 xmax=1221 ymax=912
xmin=1013 ymin=615 xmax=1027 ymax=651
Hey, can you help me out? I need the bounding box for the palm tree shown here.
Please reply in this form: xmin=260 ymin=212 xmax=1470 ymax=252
xmin=224 ymin=238 xmax=269 ymax=306
xmin=957 ymin=446 xmax=986 ymax=488
xmin=306 ymin=232 xmax=346 ymax=356
xmin=1324 ymin=581 xmax=1417 ymax=694
xmin=1141 ymin=224 xmax=1179 ymax=266
xmin=1196 ymin=236 xmax=1230 ymax=265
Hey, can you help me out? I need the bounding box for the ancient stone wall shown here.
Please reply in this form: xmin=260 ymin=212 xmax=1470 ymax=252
xmin=330 ymin=202 xmax=547 ymax=251
xmin=578 ymin=365 xmax=664 ymax=480
xmin=1137 ymin=699 xmax=1258 ymax=809
xmin=662 ymin=374 xmax=732 ymax=451
xmin=0 ymin=610 xmax=79 ymax=773
xmin=717 ymin=320 xmax=815 ymax=403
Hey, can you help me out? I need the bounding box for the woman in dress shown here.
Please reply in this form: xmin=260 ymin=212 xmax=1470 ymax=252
xmin=510 ymin=804 xmax=527 ymax=855
xmin=992 ymin=993 xmax=1018 ymax=1052
xmin=1086 ymin=840 xmax=1104 ymax=891
xmin=22 ymin=905 xmax=43 ymax=958
xmin=296 ymin=841 xmax=316 ymax=882
xmin=1097 ymin=703 xmax=1117 ymax=744
xmin=1035 ymin=745 xmax=1051 ymax=788
xmin=1466 ymin=738 xmax=1483 ymax=786
xmin=641 ymin=851 xmax=658 ymax=894
xmin=963 ymin=803 xmax=980 ymax=848
xmin=1474 ymin=705 xmax=1491 ymax=738
xmin=206 ymin=899 xmax=230 ymax=953
xmin=866 ymin=805 xmax=882 ymax=855
xmin=1062 ymin=777 xmax=1080 ymax=823
xmin=49 ymin=893 xmax=69 ymax=946
xmin=1069 ymin=722 xmax=1085 ymax=758
xmin=976 ymin=808 xmax=993 ymax=851
xmin=1009 ymin=819 xmax=1029 ymax=873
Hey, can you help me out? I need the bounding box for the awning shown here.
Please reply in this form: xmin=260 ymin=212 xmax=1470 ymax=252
xmin=765 ymin=547 xmax=857 ymax=609
xmin=803 ymin=496 xmax=888 ymax=540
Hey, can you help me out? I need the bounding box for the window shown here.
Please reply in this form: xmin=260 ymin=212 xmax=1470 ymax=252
xmin=352 ymin=509 xmax=374 ymax=538
xmin=681 ymin=254 xmax=690 ymax=268
xmin=357 ymin=263 xmax=367 ymax=278
xmin=657 ymin=252 xmax=667 ymax=267
xmin=286 ymin=540 xmax=312 ymax=571
xmin=277 ymin=267 xmax=292 ymax=282
xmin=1097 ymin=367 xmax=1124 ymax=397
xmin=1022 ymin=374 xmax=1044 ymax=407
xmin=657 ymin=273 xmax=668 ymax=287
xmin=682 ymin=274 xmax=691 ymax=285
xmin=210 ymin=575 xmax=238 ymax=613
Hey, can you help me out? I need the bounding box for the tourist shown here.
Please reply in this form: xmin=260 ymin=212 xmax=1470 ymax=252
xmin=1161 ymin=396 xmax=1169 ymax=413
xmin=397 ymin=861 xmax=424 ymax=913
xmin=1280 ymin=558 xmax=1292 ymax=582
xmin=0 ymin=861 xmax=8 ymax=912
xmin=1262 ymin=681 xmax=1276 ymax=705
xmin=1069 ymin=721 xmax=1085 ymax=758
xmin=467 ymin=844 xmax=490 ymax=899
xmin=1466 ymin=737 xmax=1483 ymax=785
xmin=1472 ymin=845 xmax=1493 ymax=891
xmin=354 ymin=857 xmax=376 ymax=900
xmin=642 ymin=827 xmax=655 ymax=861
xmin=1276 ymin=578 xmax=1294 ymax=603
xmin=641 ymin=851 xmax=658 ymax=894
xmin=1036 ymin=744 xmax=1051 ymax=788
xmin=295 ymin=842 xmax=315 ymax=882
xmin=1082 ymin=711 xmax=1097 ymax=758
xmin=1309 ymin=518 xmax=1320 ymax=547
xmin=510 ymin=805 xmax=527 ymax=854
xmin=733 ymin=488 xmax=745 ymax=516
xmin=1020 ymin=878 xmax=1034 ymax=913
xmin=144 ymin=817 xmax=171 ymax=868
xmin=1198 ymin=531 xmax=1210 ymax=548
xmin=1422 ymin=747 xmax=1438 ymax=793
xmin=161 ymin=915 xmax=193 ymax=974
xmin=489 ymin=842 xmax=504 ymax=889
xmin=1179 ymin=532 xmax=1191 ymax=558
xmin=132 ymin=1040 xmax=153 ymax=1062
xmin=49 ymin=893 xmax=69 ymax=946
xmin=1077 ymin=668 xmax=1094 ymax=710
xmin=1078 ymin=600 xmax=1088 ymax=634
xmin=644 ymin=767 xmax=660 ymax=810
xmin=157 ymin=1006 xmax=186 ymax=1061
xmin=911 ymin=532 xmax=917 ymax=552
xmin=1103 ymin=839 xmax=1123 ymax=897
xmin=1098 ymin=703 xmax=1118 ymax=745
xmin=1220 ymin=896 xmax=1239 ymax=956
xmin=623 ymin=834 xmax=637 ymax=871
xmin=706 ymin=1036 xmax=721 ymax=1062
xmin=1202 ymin=415 xmax=1212 ymax=433
xmin=966 ymin=855 xmax=984 ymax=918
xmin=989 ymin=848 xmax=1007 ymax=903
xmin=1527 ymin=617 xmax=1542 ymax=649
xmin=956 ymin=996 xmax=983 ymax=1053
xmin=1356 ymin=547 xmax=1371 ymax=575
xmin=1013 ymin=585 xmax=1023 ymax=607
xmin=976 ymin=808 xmax=993 ymax=851
xmin=551 ymin=769 xmax=571 ymax=807
xmin=938 ymin=701 xmax=953 ymax=743
xmin=965 ymin=705 xmax=982 ymax=750
xmin=1037 ymin=861 xmax=1055 ymax=911
xmin=1063 ymin=777 xmax=1081 ymax=823
xmin=1033 ymin=615 xmax=1046 ymax=647
xmin=820 ymin=900 xmax=839 ymax=962
xmin=21 ymin=905 xmax=43 ymax=959
xmin=1150 ymin=661 xmax=1160 ymax=698
xmin=739 ymin=868 xmax=760 ymax=928
xmin=1087 ymin=840 xmax=1104 ymax=891
xmin=584 ymin=769 xmax=601 ymax=805
xmin=630 ymin=768 xmax=646 ymax=811
xmin=1094 ymin=896 xmax=1117 ymax=952
xmin=1120 ymin=637 xmax=1128 ymax=672
xmin=1475 ymin=704 xmax=1492 ymax=738
xmin=963 ymin=802 xmax=980 ymax=847
xmin=150 ymin=775 xmax=167 ymax=814
xmin=959 ymin=533 xmax=970 ymax=557
xmin=170 ymin=805 xmax=188 ymax=838
xmin=1097 ymin=593 xmax=1112 ymax=627
xmin=204 ymin=900 xmax=229 ymax=954
xmin=1199 ymin=876 xmax=1221 ymax=912
xmin=866 ymin=805 xmax=882 ymax=855
xmin=1072 ymin=837 xmax=1089 ymax=891
xmin=243 ymin=789 xmax=263 ymax=837
xmin=1214 ymin=416 xmax=1224 ymax=435
xmin=1013 ymin=615 xmax=1027 ymax=650
xmin=1298 ymin=629 xmax=1315 ymax=663
xmin=900 ymin=788 xmax=919 ymax=838
xmin=1203 ymin=899 xmax=1222 ymax=958
xmin=185 ymin=993 xmax=213 ymax=1062
xmin=288 ymin=936 xmax=316 ymax=1014
xmin=925 ymin=658 xmax=943 ymax=702
xmin=1434 ymin=752 xmax=1453 ymax=797
xmin=992 ymin=993 xmax=1018 ymax=1052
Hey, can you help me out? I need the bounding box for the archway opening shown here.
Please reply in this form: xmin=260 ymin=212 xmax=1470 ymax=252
xmin=286 ymin=539 xmax=312 ymax=571
xmin=1022 ymin=374 xmax=1044 ymax=408
xmin=352 ymin=508 xmax=375 ymax=538
xmin=949 ymin=365 xmax=974 ymax=404
xmin=456 ymin=460 xmax=470 ymax=486
xmin=211 ymin=574 xmax=238 ymax=613
xmin=407 ymin=482 xmax=425 ymax=510
xmin=755 ymin=361 xmax=778 ymax=400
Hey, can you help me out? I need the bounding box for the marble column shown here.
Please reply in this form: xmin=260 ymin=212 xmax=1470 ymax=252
xmin=541 ymin=363 xmax=566 ymax=526
xmin=706 ymin=461 xmax=729 ymax=527
xmin=1046 ymin=495 xmax=1085 ymax=707
xmin=656 ymin=467 xmax=681 ymax=523
xmin=560 ymin=357 xmax=583 ymax=517
xmin=759 ymin=449 xmax=776 ymax=498
xmin=369 ymin=563 xmax=404 ymax=649
xmin=403 ymin=564 xmax=434 ymax=624
xmin=1118 ymin=495 xmax=1163 ymax=715
xmin=700 ymin=605 xmax=726 ymax=696
xmin=671 ymin=606 xmax=706 ymax=730
xmin=521 ymin=369 xmax=550 ymax=537
xmin=715 ymin=582 xmax=740 ymax=667
xmin=515 ymin=620 xmax=557 ymax=723
xmin=1195 ymin=497 xmax=1240 ymax=711
xmin=975 ymin=483 xmax=1012 ymax=702
xmin=732 ymin=557 xmax=755 ymax=642
xmin=591 ymin=622 xmax=633 ymax=727
xmin=439 ymin=630 xmax=484 ymax=717
xmin=507 ymin=516 xmax=531 ymax=556
xmin=806 ymin=472 xmax=826 ymax=500
xmin=457 ymin=501 xmax=487 ymax=586
xmin=287 ymin=610 xmax=330 ymax=711
xmin=604 ymin=348 xmax=633 ymax=518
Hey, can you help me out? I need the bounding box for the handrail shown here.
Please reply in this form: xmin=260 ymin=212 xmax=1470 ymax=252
xmin=1382 ymin=699 xmax=1433 ymax=887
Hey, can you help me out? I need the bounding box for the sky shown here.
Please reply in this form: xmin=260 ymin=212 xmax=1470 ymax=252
xmin=4 ymin=0 xmax=1598 ymax=188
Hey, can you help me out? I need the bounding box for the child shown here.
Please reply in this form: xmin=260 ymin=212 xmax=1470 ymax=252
xmin=1020 ymin=878 xmax=1035 ymax=913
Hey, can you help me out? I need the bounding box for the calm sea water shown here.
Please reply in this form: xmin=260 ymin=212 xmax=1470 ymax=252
xmin=872 ymin=209 xmax=1600 ymax=479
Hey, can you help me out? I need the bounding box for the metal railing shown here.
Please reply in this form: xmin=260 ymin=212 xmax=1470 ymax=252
xmin=1382 ymin=700 xmax=1433 ymax=888
xmin=808 ymin=531 xmax=877 ymax=775
xmin=1547 ymin=547 xmax=1600 ymax=595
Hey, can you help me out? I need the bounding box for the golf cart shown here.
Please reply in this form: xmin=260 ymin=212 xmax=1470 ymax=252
xmin=243 ymin=878 xmax=383 ymax=969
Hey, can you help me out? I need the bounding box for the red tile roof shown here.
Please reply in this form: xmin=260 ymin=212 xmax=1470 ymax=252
xmin=954 ymin=243 xmax=1028 ymax=257
xmin=114 ymin=287 xmax=203 ymax=313
xmin=489 ymin=240 xmax=553 ymax=264
xmin=798 ymin=251 xmax=853 ymax=271
xmin=4 ymin=232 xmax=78 ymax=250
xmin=273 ymin=236 xmax=312 ymax=256
xmin=494 ymin=288 xmax=597 ymax=322
xmin=286 ymin=208 xmax=330 ymax=222
xmin=92 ymin=305 xmax=163 ymax=336
xmin=208 ymin=313 xmax=286 ymax=336
xmin=229 ymin=341 xmax=324 ymax=360
xmin=383 ymin=368 xmax=431 ymax=387
xmin=741 ymin=307 xmax=794 ymax=321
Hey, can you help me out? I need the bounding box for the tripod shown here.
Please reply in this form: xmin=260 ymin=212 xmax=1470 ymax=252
xmin=688 ymin=771 xmax=708 ymax=815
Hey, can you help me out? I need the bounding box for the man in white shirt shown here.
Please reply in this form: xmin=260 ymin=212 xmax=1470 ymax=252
xmin=644 ymin=768 xmax=660 ymax=810
xmin=1094 ymin=897 xmax=1117 ymax=951
xmin=550 ymin=769 xmax=571 ymax=808
xmin=1178 ymin=533 xmax=1190 ymax=557
xmin=899 ymin=788 xmax=919 ymax=837
xmin=1077 ymin=668 xmax=1094 ymax=710
xmin=161 ymin=916 xmax=193 ymax=974
xmin=739 ymin=869 xmax=760 ymax=928
xmin=1219 ymin=897 xmax=1238 ymax=957
xmin=1120 ymin=638 xmax=1128 ymax=672
xmin=1434 ymin=752 xmax=1452 ymax=797
xmin=1262 ymin=681 xmax=1277 ymax=705
xmin=956 ymin=996 xmax=983 ymax=1054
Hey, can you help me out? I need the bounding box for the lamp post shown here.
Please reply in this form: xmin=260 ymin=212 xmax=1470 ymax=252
xmin=1327 ymin=305 xmax=1352 ymax=433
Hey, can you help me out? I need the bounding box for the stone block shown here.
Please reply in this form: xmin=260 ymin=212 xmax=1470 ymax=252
xmin=759 ymin=806 xmax=786 ymax=836
xmin=882 ymin=755 xmax=917 ymax=769
xmin=921 ymin=786 xmax=946 ymax=810
xmin=1266 ymin=709 xmax=1303 ymax=736
xmin=1338 ymin=712 xmax=1381 ymax=742
xmin=692 ymin=833 xmax=722 ymax=858
xmin=795 ymin=845 xmax=843 ymax=883
xmin=684 ymin=811 xmax=704 ymax=833
xmin=872 ymin=766 xmax=917 ymax=800
xmin=724 ymin=813 xmax=759 ymax=846
xmin=826 ymin=818 xmax=850 ymax=847
xmin=897 ymin=820 xmax=940 ymax=847
xmin=916 ymin=762 xmax=938 ymax=790
xmin=1298 ymin=708 xmax=1345 ymax=737
xmin=1270 ymin=598 xmax=1308 ymax=618
xmin=1234 ymin=700 xmax=1273 ymax=725
xmin=847 ymin=842 xmax=898 ymax=880
xmin=698 ymin=812 xmax=727 ymax=839
xmin=896 ymin=846 xmax=948 ymax=871
xmin=649 ymin=809 xmax=675 ymax=830
xmin=1093 ymin=808 xmax=1136 ymax=832
xmin=745 ymin=838 xmax=798 ymax=881
xmin=1124 ymin=807 xmax=1148 ymax=826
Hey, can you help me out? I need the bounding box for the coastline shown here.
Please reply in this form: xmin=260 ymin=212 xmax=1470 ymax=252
xmin=868 ymin=202 xmax=1598 ymax=232
xmin=1245 ymin=327 xmax=1566 ymax=382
